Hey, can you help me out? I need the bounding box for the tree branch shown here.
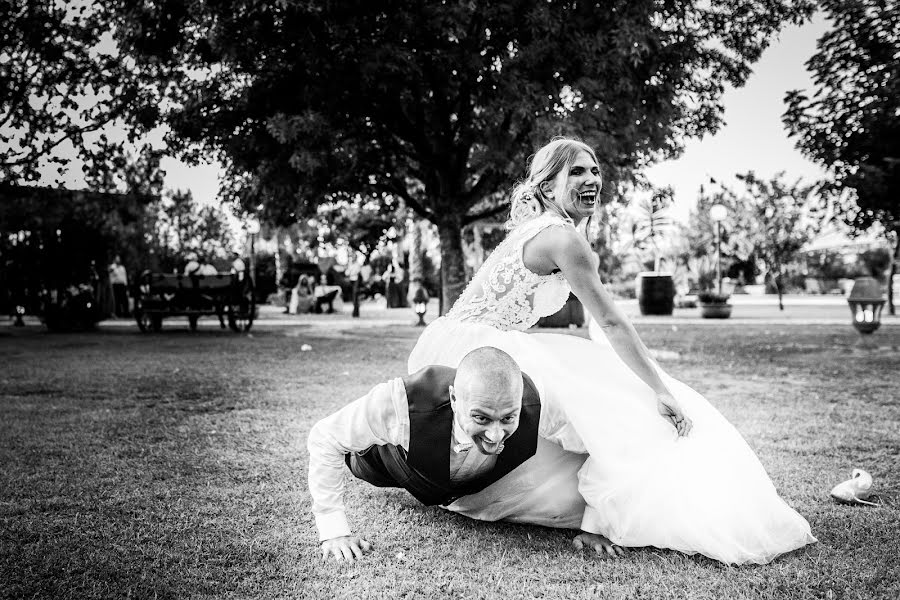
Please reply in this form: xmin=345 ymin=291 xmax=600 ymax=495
xmin=462 ymin=168 xmax=501 ymax=204
xmin=463 ymin=200 xmax=510 ymax=226
xmin=377 ymin=178 xmax=437 ymax=223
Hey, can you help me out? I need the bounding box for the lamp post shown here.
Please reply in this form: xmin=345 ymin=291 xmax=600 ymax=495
xmin=847 ymin=277 xmax=885 ymax=339
xmin=709 ymin=204 xmax=728 ymax=295
xmin=411 ymin=281 xmax=429 ymax=326
xmin=246 ymin=217 xmax=260 ymax=286
xmin=14 ymin=304 xmax=25 ymax=327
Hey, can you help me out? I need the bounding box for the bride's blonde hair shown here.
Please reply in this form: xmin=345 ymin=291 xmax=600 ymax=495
xmin=506 ymin=137 xmax=601 ymax=230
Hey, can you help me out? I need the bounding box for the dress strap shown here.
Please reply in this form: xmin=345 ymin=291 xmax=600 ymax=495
xmin=513 ymin=211 xmax=574 ymax=249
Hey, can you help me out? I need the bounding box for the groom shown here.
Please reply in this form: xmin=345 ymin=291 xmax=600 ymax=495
xmin=307 ymin=346 xmax=624 ymax=562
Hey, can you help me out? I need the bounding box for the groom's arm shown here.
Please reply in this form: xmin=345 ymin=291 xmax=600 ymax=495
xmin=307 ymin=378 xmax=410 ymax=559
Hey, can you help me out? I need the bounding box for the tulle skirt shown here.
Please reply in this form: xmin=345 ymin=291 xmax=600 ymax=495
xmin=408 ymin=316 xmax=817 ymax=565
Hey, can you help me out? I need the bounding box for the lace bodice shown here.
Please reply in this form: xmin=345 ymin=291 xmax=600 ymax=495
xmin=447 ymin=212 xmax=573 ymax=331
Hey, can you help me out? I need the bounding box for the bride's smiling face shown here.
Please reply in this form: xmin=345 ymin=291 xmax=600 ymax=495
xmin=549 ymin=150 xmax=603 ymax=224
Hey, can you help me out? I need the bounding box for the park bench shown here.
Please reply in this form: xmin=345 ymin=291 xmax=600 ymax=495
xmin=133 ymin=270 xmax=256 ymax=332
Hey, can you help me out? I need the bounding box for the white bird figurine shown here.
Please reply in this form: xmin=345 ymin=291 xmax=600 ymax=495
xmin=830 ymin=468 xmax=879 ymax=506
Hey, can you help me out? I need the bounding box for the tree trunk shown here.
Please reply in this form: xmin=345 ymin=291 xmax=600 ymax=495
xmin=273 ymin=229 xmax=282 ymax=292
xmin=888 ymin=229 xmax=899 ymax=316
xmin=774 ymin=270 xmax=784 ymax=311
xmin=437 ymin=218 xmax=467 ymax=315
xmin=352 ymin=272 xmax=361 ymax=318
xmin=407 ymin=218 xmax=424 ymax=305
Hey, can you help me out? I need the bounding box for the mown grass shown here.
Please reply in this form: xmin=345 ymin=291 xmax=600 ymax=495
xmin=1 ymin=322 xmax=898 ymax=599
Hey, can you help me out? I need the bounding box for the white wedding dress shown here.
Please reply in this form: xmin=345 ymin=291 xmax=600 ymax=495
xmin=408 ymin=211 xmax=816 ymax=565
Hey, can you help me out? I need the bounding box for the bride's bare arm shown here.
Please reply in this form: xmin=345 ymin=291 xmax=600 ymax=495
xmin=525 ymin=226 xmax=691 ymax=435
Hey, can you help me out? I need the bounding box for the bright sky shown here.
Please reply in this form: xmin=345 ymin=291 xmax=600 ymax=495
xmin=645 ymin=14 xmax=829 ymax=222
xmin=159 ymin=15 xmax=830 ymax=222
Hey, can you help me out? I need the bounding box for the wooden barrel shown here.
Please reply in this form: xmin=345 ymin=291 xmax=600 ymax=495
xmin=637 ymin=273 xmax=675 ymax=316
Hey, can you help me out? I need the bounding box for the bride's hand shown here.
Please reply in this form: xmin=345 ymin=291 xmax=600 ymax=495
xmin=657 ymin=392 xmax=692 ymax=437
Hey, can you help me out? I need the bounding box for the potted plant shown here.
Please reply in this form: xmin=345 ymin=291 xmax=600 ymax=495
xmin=631 ymin=187 xmax=676 ymax=316
xmin=697 ymin=291 xmax=732 ymax=319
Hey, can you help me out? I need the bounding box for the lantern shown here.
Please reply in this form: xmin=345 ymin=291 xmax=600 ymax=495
xmin=847 ymin=277 xmax=885 ymax=335
xmin=412 ymin=285 xmax=429 ymax=326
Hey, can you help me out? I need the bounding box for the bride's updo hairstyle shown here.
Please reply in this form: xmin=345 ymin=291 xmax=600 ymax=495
xmin=506 ymin=137 xmax=601 ymax=230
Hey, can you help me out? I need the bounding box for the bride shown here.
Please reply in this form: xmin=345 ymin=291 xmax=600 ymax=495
xmin=408 ymin=137 xmax=816 ymax=565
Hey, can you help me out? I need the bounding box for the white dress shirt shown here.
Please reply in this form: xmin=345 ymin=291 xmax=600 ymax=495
xmin=448 ymin=417 xmax=497 ymax=483
xmin=307 ymin=377 xmax=591 ymax=541
xmin=109 ymin=264 xmax=127 ymax=285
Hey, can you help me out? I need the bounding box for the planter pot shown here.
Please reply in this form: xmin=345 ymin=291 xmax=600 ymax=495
xmin=636 ymin=272 xmax=675 ymax=316
xmin=699 ymin=303 xmax=732 ymax=319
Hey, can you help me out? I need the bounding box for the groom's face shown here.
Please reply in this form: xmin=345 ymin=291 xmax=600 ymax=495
xmin=449 ymin=380 xmax=522 ymax=456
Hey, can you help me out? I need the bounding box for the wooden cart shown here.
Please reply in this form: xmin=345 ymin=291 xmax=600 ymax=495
xmin=133 ymin=270 xmax=256 ymax=332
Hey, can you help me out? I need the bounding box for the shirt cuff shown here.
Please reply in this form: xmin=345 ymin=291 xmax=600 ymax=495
xmin=579 ymin=505 xmax=604 ymax=535
xmin=315 ymin=510 xmax=352 ymax=541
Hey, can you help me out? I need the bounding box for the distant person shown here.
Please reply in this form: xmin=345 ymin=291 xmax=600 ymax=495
xmin=108 ymin=255 xmax=129 ymax=317
xmin=384 ymin=262 xmax=407 ymax=308
xmin=183 ymin=252 xmax=201 ymax=276
xmin=198 ymin=257 xmax=218 ymax=276
xmin=314 ymin=274 xmax=339 ymax=314
xmin=288 ymin=275 xmax=314 ymax=314
xmin=230 ymin=252 xmax=246 ymax=275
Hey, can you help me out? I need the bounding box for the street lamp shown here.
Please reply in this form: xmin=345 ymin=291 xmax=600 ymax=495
xmin=411 ymin=282 xmax=429 ymax=326
xmin=847 ymin=277 xmax=885 ymax=337
xmin=709 ymin=204 xmax=728 ymax=295
xmin=14 ymin=304 xmax=25 ymax=327
xmin=246 ymin=217 xmax=261 ymax=286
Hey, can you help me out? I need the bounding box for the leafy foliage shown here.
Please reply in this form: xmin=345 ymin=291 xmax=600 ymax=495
xmin=697 ymin=290 xmax=730 ymax=304
xmin=310 ymin=196 xmax=403 ymax=264
xmin=725 ymin=172 xmax=820 ymax=310
xmin=0 ymin=183 xmax=150 ymax=315
xmin=783 ymin=0 xmax=900 ymax=312
xmin=0 ymin=1 xmax=154 ymax=183
xmin=783 ymin=0 xmax=899 ymax=233
xmin=629 ymin=185 xmax=674 ymax=272
xmin=110 ymin=0 xmax=814 ymax=308
xmin=143 ymin=190 xmax=237 ymax=273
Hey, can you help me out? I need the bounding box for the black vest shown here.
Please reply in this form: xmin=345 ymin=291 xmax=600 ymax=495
xmin=346 ymin=365 xmax=541 ymax=506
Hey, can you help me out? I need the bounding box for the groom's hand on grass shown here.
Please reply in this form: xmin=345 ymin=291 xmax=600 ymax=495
xmin=321 ymin=535 xmax=374 ymax=563
xmin=573 ymin=532 xmax=625 ymax=558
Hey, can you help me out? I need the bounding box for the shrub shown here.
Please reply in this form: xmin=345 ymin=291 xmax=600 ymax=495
xmin=697 ymin=291 xmax=730 ymax=304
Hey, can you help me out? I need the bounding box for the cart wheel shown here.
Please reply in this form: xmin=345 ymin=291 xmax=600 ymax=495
xmin=227 ymin=304 xmax=254 ymax=332
xmin=151 ymin=315 xmax=163 ymax=332
xmin=136 ymin=309 xmax=153 ymax=333
xmin=228 ymin=286 xmax=255 ymax=332
xmin=188 ymin=315 xmax=199 ymax=331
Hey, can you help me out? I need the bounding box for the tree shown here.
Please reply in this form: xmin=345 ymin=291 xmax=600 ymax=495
xmin=112 ymin=0 xmax=814 ymax=310
xmin=406 ymin=217 xmax=428 ymax=308
xmin=0 ymin=1 xmax=154 ymax=183
xmin=726 ymin=172 xmax=820 ymax=310
xmin=305 ymin=196 xmax=403 ymax=317
xmin=83 ymin=143 xmax=166 ymax=198
xmin=628 ymin=185 xmax=674 ymax=273
xmin=0 ymin=183 xmax=152 ymax=319
xmin=144 ymin=190 xmax=237 ymax=273
xmin=783 ymin=0 xmax=900 ymax=313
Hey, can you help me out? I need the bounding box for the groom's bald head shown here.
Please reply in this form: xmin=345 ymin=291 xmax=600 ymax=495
xmin=451 ymin=347 xmax=524 ymax=455
xmin=454 ymin=346 xmax=523 ymax=399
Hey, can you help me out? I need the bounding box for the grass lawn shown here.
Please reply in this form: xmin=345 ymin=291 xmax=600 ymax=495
xmin=1 ymin=320 xmax=898 ymax=599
